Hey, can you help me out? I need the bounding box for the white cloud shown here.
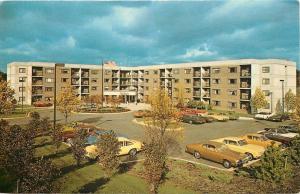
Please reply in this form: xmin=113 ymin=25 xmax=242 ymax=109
xmin=216 ymin=28 xmax=256 ymax=41
xmin=180 ymin=43 xmax=217 ymax=59
xmin=0 ymin=42 xmax=37 ymax=56
xmin=65 ymin=36 xmax=76 ymax=48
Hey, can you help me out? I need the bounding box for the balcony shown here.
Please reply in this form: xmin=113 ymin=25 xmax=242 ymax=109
xmin=81 ymin=72 xmax=89 ymax=78
xmin=240 ymin=82 xmax=251 ymax=88
xmin=81 ymin=80 xmax=89 ymax=85
xmin=203 ymin=93 xmax=210 ymax=98
xmin=32 ymin=71 xmax=43 ymax=76
xmin=193 ymin=82 xmax=201 ymax=87
xmin=132 ymin=82 xmax=138 ymax=85
xmin=72 ymin=80 xmax=80 ymax=85
xmin=72 ymin=72 xmax=80 ymax=78
xmin=112 ymin=82 xmax=119 ymax=85
xmin=241 ymin=71 xmax=251 ymax=77
xmin=160 ymin=73 xmax=165 ymax=77
xmin=32 ymin=80 xmax=43 ymax=85
xmin=32 ymin=89 xmax=43 ymax=95
xmin=193 ymin=91 xmax=201 ymax=96
xmin=194 ymin=71 xmax=201 ymax=77
xmin=120 ymin=74 xmax=131 ymax=78
xmin=120 ymin=82 xmax=131 ymax=85
xmin=202 ymin=72 xmax=210 ymax=77
xmin=241 ymin=93 xmax=250 ymax=100
xmin=81 ymin=88 xmax=89 ymax=93
xmin=202 ymin=82 xmax=210 ymax=87
xmin=132 ymin=73 xmax=138 ymax=78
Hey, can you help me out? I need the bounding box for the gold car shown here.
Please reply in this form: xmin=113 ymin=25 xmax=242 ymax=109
xmin=212 ymin=137 xmax=265 ymax=160
xmin=241 ymin=133 xmax=282 ymax=148
xmin=85 ymin=137 xmax=143 ymax=159
xmin=185 ymin=141 xmax=250 ymax=168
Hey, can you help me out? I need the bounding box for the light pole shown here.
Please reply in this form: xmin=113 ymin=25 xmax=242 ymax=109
xmin=270 ymin=92 xmax=273 ymax=113
xmin=20 ymin=78 xmax=24 ymax=113
xmin=280 ymin=79 xmax=285 ymax=114
xmin=53 ymin=63 xmax=65 ymax=131
xmin=101 ymin=59 xmax=104 ymax=107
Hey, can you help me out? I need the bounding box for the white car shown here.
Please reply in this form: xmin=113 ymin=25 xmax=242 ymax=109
xmin=263 ymin=128 xmax=299 ymax=138
xmin=254 ymin=112 xmax=274 ymax=120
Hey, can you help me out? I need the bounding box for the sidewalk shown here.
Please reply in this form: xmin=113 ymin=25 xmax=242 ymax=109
xmin=119 ymin=103 xmax=151 ymax=111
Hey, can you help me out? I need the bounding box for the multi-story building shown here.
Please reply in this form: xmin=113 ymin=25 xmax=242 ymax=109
xmin=7 ymin=59 xmax=296 ymax=113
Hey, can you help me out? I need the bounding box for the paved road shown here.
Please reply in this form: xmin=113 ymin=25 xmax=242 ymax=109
xmin=8 ymin=109 xmax=285 ymax=169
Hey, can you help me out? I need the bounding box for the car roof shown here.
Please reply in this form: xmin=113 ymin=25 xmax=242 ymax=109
xmin=117 ymin=136 xmax=130 ymax=141
xmin=222 ymin=136 xmax=243 ymax=141
xmin=201 ymin=141 xmax=223 ymax=147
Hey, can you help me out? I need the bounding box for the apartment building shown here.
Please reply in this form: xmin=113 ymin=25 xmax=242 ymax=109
xmin=7 ymin=59 xmax=296 ymax=113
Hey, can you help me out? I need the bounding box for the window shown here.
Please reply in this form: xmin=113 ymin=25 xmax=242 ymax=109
xmin=212 ymin=89 xmax=220 ymax=95
xmin=104 ymin=79 xmax=110 ymax=83
xmin=174 ymin=88 xmax=179 ymax=92
xmin=19 ymin=68 xmax=26 ymax=73
xmin=184 ymin=69 xmax=191 ymax=74
xmin=228 ymin=79 xmax=237 ymax=84
xmin=212 ymin=79 xmax=220 ymax=84
xmin=145 ymin=86 xmax=149 ymax=91
xmin=104 ymin=86 xmax=109 ymax=91
xmin=19 ymin=97 xmax=25 ymax=102
xmin=173 ymin=69 xmax=179 ymax=74
xmin=61 ymin=78 xmax=68 ymax=83
xmin=45 ymin=87 xmax=53 ymax=92
xmin=145 ymin=79 xmax=149 ymax=83
xmin=61 ymin=69 xmax=69 ymax=74
xmin=45 ymin=68 xmax=54 ymax=74
xmin=153 ymin=70 xmax=158 ymax=74
xmin=185 ymin=79 xmax=191 ymax=84
xmin=228 ymin=90 xmax=237 ymax=96
xmin=263 ymin=90 xmax=270 ymax=96
xmin=185 ymin=88 xmax=191 ymax=93
xmin=105 ymin=70 xmax=111 ymax=75
xmin=212 ymin=68 xmax=220 ymax=74
xmin=262 ymin=78 xmax=270 ymax=85
xmin=45 ymin=78 xmax=54 ymax=83
xmin=174 ymin=79 xmax=179 ymax=83
xmin=229 ymin=67 xmax=237 ymax=73
xmin=145 ymin=71 xmax=149 ymax=75
xmin=92 ymin=86 xmax=97 ymax=91
xmin=91 ymin=79 xmax=97 ymax=83
xmin=154 ymin=79 xmax=158 ymax=84
xmin=212 ymin=100 xmax=221 ymax=106
xmin=19 ymin=87 xmax=25 ymax=92
xmin=19 ymin=77 xmax=26 ymax=82
xmin=228 ymin=102 xmax=237 ymax=108
xmin=124 ymin=141 xmax=133 ymax=146
xmin=262 ymin=66 xmax=270 ymax=73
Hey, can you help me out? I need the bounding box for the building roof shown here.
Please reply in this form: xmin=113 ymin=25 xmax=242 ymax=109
xmin=7 ymin=58 xmax=296 ymax=70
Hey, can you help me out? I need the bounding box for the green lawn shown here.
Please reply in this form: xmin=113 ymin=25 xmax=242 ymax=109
xmin=0 ymin=108 xmax=34 ymax=119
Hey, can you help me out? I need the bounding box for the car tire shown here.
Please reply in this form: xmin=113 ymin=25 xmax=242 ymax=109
xmin=129 ymin=149 xmax=137 ymax=156
xmin=245 ymin=152 xmax=254 ymax=160
xmin=194 ymin=151 xmax=201 ymax=159
xmin=223 ymin=160 xmax=232 ymax=169
xmin=189 ymin=120 xmax=193 ymax=124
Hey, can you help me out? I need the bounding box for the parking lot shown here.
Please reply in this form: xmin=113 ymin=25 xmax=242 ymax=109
xmin=17 ymin=108 xmax=286 ymax=170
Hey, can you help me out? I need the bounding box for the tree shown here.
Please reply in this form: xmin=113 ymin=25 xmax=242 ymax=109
xmin=20 ymin=158 xmax=60 ymax=193
xmin=285 ymin=89 xmax=296 ymax=112
xmin=288 ymin=135 xmax=300 ymax=166
xmin=175 ymin=83 xmax=185 ymax=108
xmin=251 ymin=87 xmax=268 ymax=112
xmin=254 ymin=145 xmax=292 ymax=185
xmin=57 ymin=87 xmax=81 ymax=123
xmin=0 ymin=119 xmax=9 ymax=169
xmin=83 ymin=95 xmax=103 ymax=109
xmin=52 ymin=124 xmax=63 ymax=153
xmin=27 ymin=112 xmax=51 ymax=136
xmin=0 ymin=79 xmax=16 ymax=115
xmin=143 ymin=88 xmax=182 ymax=194
xmin=70 ymin=128 xmax=87 ymax=166
xmin=0 ymin=71 xmax=7 ymax=81
xmin=275 ymin=99 xmax=282 ymax=114
xmin=108 ymin=96 xmax=122 ymax=108
xmin=97 ymin=130 xmax=120 ymax=178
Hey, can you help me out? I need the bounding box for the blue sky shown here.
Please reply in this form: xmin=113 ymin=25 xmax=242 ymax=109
xmin=0 ymin=0 xmax=299 ymax=72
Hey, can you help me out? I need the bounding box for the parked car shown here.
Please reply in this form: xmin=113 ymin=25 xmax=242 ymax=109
xmin=261 ymin=128 xmax=298 ymax=138
xmin=254 ymin=112 xmax=274 ymax=120
xmin=267 ymin=114 xmax=290 ymax=122
xmin=259 ymin=132 xmax=293 ymax=147
xmin=241 ymin=133 xmax=281 ymax=148
xmin=181 ymin=114 xmax=206 ymax=124
xmin=212 ymin=137 xmax=265 ymax=160
xmin=185 ymin=141 xmax=250 ymax=168
xmin=133 ymin=110 xmax=151 ymax=118
xmin=85 ymin=136 xmax=143 ymax=159
xmin=278 ymin=125 xmax=300 ymax=133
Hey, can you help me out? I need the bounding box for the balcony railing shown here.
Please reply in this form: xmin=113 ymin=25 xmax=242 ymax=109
xmin=241 ymin=71 xmax=251 ymax=77
xmin=120 ymin=82 xmax=131 ymax=85
xmin=240 ymin=82 xmax=250 ymax=88
xmin=32 ymin=81 xmax=43 ymax=85
xmin=32 ymin=71 xmax=43 ymax=76
xmin=82 ymin=89 xmax=89 ymax=93
xmin=120 ymin=74 xmax=131 ymax=78
xmin=82 ymin=72 xmax=89 ymax=78
xmin=241 ymin=94 xmax=250 ymax=100
xmin=193 ymin=82 xmax=201 ymax=87
xmin=202 ymin=83 xmax=210 ymax=87
xmin=72 ymin=73 xmax=80 ymax=77
xmin=81 ymin=81 xmax=89 ymax=85
xmin=72 ymin=81 xmax=80 ymax=85
xmin=202 ymin=72 xmax=210 ymax=77
xmin=194 ymin=72 xmax=201 ymax=77
xmin=203 ymin=93 xmax=210 ymax=98
xmin=32 ymin=90 xmax=43 ymax=95
xmin=193 ymin=92 xmax=201 ymax=96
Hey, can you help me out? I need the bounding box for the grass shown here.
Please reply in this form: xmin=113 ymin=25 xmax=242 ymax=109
xmin=0 ymin=108 xmax=36 ymax=119
xmin=208 ymin=109 xmax=253 ymax=118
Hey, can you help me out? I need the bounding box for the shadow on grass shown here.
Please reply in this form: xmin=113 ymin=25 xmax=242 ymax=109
xmin=77 ymin=177 xmax=110 ymax=193
xmin=118 ymin=155 xmax=138 ymax=174
xmin=59 ymin=160 xmax=97 ymax=177
xmin=43 ymin=148 xmax=71 ymax=160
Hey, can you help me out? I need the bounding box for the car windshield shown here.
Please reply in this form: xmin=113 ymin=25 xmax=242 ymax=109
xmin=238 ymin=140 xmax=248 ymax=146
xmin=277 ymin=129 xmax=288 ymax=134
xmin=260 ymin=136 xmax=268 ymax=141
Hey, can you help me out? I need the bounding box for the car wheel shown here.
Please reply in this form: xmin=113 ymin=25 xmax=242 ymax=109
xmin=245 ymin=152 xmax=254 ymax=160
xmin=129 ymin=148 xmax=137 ymax=156
xmin=194 ymin=151 xmax=201 ymax=159
xmin=189 ymin=120 xmax=193 ymax=124
xmin=223 ymin=160 xmax=232 ymax=169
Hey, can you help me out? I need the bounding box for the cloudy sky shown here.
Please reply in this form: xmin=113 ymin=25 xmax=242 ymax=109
xmin=0 ymin=0 xmax=299 ymax=72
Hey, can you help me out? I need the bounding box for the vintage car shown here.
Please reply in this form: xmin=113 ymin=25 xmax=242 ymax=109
xmin=181 ymin=114 xmax=206 ymax=124
xmin=241 ymin=133 xmax=281 ymax=148
xmin=254 ymin=112 xmax=274 ymax=120
xmin=185 ymin=141 xmax=250 ymax=168
xmin=212 ymin=137 xmax=265 ymax=160
xmin=259 ymin=132 xmax=293 ymax=147
xmin=261 ymin=128 xmax=298 ymax=138
xmin=278 ymin=125 xmax=300 ymax=133
xmin=85 ymin=136 xmax=143 ymax=159
xmin=267 ymin=114 xmax=290 ymax=122
xmin=133 ymin=110 xmax=151 ymax=118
